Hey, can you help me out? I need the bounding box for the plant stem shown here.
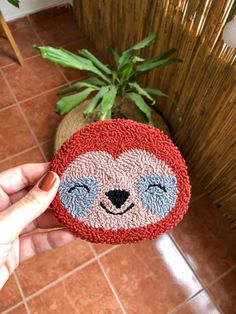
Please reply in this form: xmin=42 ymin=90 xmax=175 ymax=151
xmin=112 ymin=96 xmax=123 ymax=118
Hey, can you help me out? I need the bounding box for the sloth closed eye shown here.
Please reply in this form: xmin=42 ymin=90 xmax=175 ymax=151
xmin=68 ymin=184 xmax=90 ymax=193
xmin=145 ymin=183 xmax=167 ymax=192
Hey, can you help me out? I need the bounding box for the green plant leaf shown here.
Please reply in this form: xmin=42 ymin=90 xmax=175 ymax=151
xmin=35 ymin=46 xmax=111 ymax=83
xmin=79 ymin=49 xmax=112 ymax=75
xmin=110 ymin=47 xmax=120 ymax=64
xmin=7 ymin=0 xmax=20 ymax=8
xmin=58 ymin=82 xmax=98 ymax=95
xmin=131 ymin=56 xmax=145 ymax=63
xmin=85 ymin=76 xmax=106 ymax=86
xmin=83 ymin=86 xmax=110 ymax=116
xmin=117 ymin=49 xmax=133 ymax=69
xmin=136 ymin=57 xmax=181 ymax=73
xmin=100 ymin=109 xmax=112 ymax=120
xmin=99 ymin=86 xmax=117 ymax=117
xmin=117 ymin=34 xmax=156 ymax=70
xmin=56 ymin=88 xmax=94 ymax=115
xmin=128 ymin=82 xmax=155 ymax=104
xmin=125 ymin=92 xmax=153 ymax=125
xmin=131 ymin=34 xmax=156 ymax=50
xmin=120 ymin=63 xmax=134 ymax=84
xmin=144 ymin=87 xmax=169 ymax=98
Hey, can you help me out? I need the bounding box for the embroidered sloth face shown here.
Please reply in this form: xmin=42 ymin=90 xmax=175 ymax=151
xmin=51 ymin=119 xmax=191 ymax=244
xmin=59 ymin=149 xmax=178 ymax=231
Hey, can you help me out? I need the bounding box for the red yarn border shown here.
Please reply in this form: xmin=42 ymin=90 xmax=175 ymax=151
xmin=50 ymin=119 xmax=191 ymax=244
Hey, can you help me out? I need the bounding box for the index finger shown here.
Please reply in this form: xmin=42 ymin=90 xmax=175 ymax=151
xmin=0 ymin=163 xmax=49 ymax=195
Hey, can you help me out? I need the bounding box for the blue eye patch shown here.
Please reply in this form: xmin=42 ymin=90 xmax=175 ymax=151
xmin=136 ymin=173 xmax=178 ymax=218
xmin=59 ymin=177 xmax=100 ymax=220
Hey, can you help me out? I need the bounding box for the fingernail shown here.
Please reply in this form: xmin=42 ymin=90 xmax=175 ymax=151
xmin=38 ymin=171 xmax=57 ymax=191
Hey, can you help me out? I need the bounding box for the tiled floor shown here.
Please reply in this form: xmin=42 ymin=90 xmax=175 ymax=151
xmin=0 ymin=5 xmax=235 ymax=314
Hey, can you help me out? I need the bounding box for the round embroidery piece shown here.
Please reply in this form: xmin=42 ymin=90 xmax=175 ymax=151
xmin=50 ymin=119 xmax=191 ymax=244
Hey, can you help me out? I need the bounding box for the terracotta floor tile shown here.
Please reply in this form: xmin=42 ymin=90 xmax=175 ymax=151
xmin=0 ymin=147 xmax=44 ymax=172
xmin=0 ymin=106 xmax=36 ymax=160
xmin=172 ymin=290 xmax=220 ymax=314
xmin=16 ymin=238 xmax=93 ymax=296
xmin=7 ymin=304 xmax=28 ymax=314
xmin=30 ymin=10 xmax=83 ymax=46
xmin=171 ymin=195 xmax=236 ymax=285
xmin=28 ymin=262 xmax=122 ymax=314
xmin=0 ymin=274 xmax=22 ymax=312
xmin=101 ymin=234 xmax=202 ymax=314
xmin=0 ymin=72 xmax=15 ymax=109
xmin=208 ymin=268 xmax=236 ymax=314
xmin=2 ymin=56 xmax=66 ymax=101
xmin=21 ymin=89 xmax=64 ymax=142
xmin=40 ymin=140 xmax=55 ymax=161
xmin=0 ymin=16 xmax=39 ymax=68
xmin=29 ymin=5 xmax=72 ymax=27
xmin=92 ymin=243 xmax=115 ymax=254
xmin=12 ymin=26 xmax=41 ymax=59
xmin=0 ymin=26 xmax=40 ymax=67
xmin=8 ymin=16 xmax=30 ymax=31
xmin=0 ymin=36 xmax=17 ymax=68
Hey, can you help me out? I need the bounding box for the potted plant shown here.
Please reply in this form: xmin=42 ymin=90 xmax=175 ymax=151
xmin=36 ymin=34 xmax=181 ymax=150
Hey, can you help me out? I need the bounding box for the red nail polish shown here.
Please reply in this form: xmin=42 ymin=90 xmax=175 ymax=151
xmin=38 ymin=171 xmax=56 ymax=191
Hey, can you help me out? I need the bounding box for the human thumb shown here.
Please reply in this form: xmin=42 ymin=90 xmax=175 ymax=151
xmin=0 ymin=171 xmax=60 ymax=242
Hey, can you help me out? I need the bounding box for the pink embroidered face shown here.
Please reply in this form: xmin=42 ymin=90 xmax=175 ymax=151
xmin=59 ymin=149 xmax=178 ymax=231
xmin=51 ymin=119 xmax=191 ymax=244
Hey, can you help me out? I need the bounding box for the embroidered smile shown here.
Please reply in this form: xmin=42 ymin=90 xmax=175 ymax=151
xmin=100 ymin=202 xmax=134 ymax=215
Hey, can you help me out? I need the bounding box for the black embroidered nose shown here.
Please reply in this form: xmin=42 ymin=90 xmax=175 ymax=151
xmin=105 ymin=189 xmax=130 ymax=208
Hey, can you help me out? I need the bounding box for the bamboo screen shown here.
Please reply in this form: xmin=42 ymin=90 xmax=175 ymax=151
xmin=74 ymin=0 xmax=236 ymax=227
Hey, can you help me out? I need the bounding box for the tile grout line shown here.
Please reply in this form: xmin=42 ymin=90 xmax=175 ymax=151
xmin=167 ymin=289 xmax=205 ymax=314
xmin=167 ymin=232 xmax=224 ymax=314
xmin=56 ymin=65 xmax=72 ymax=86
xmin=26 ymin=14 xmax=72 ymax=87
xmin=2 ymin=246 xmax=119 ymax=313
xmin=0 ymin=103 xmax=16 ymax=112
xmin=1 ymin=67 xmax=48 ymax=162
xmin=0 ymin=83 xmax=68 ymax=113
xmin=206 ymin=264 xmax=236 ymax=288
xmin=89 ymin=244 xmax=127 ymax=314
xmin=13 ymin=272 xmax=31 ymax=314
xmin=0 ymin=69 xmax=46 ymax=165
xmin=1 ymin=300 xmax=25 ymax=314
xmin=168 ymin=231 xmax=210 ymax=288
xmin=26 ymin=15 xmax=43 ymax=46
xmin=0 ymin=145 xmax=38 ymax=164
xmin=169 ymin=226 xmax=236 ymax=290
xmin=23 ymin=246 xmax=118 ymax=303
xmin=167 ymin=288 xmax=224 ymax=314
xmin=0 ymin=138 xmax=53 ymax=165
xmin=0 ymin=6 xmax=84 ymax=71
xmin=200 ymin=265 xmax=236 ymax=314
xmin=23 ymin=257 xmax=97 ymax=303
xmin=17 ymin=82 xmax=68 ymax=105
xmin=0 ymin=68 xmax=68 ymax=162
xmin=0 ymin=54 xmax=39 ymax=70
xmin=15 ymin=104 xmax=48 ymax=162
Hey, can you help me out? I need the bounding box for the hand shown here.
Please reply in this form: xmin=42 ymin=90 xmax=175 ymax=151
xmin=0 ymin=163 xmax=75 ymax=289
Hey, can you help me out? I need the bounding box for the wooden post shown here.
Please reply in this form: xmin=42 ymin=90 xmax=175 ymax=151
xmin=0 ymin=10 xmax=23 ymax=65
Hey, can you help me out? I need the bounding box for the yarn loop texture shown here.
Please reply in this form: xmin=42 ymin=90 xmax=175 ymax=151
xmin=50 ymin=119 xmax=191 ymax=244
